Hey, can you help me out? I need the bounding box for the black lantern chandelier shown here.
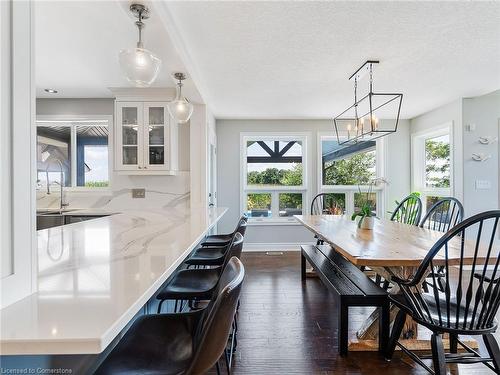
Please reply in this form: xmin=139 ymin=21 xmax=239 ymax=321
xmin=333 ymin=60 xmax=403 ymax=146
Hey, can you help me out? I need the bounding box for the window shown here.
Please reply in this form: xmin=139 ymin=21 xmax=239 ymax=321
xmin=322 ymin=140 xmax=376 ymax=186
xmin=241 ymin=134 xmax=307 ymax=223
xmin=311 ymin=193 xmax=346 ymax=215
xmin=412 ymin=124 xmax=453 ymax=214
xmin=354 ymin=192 xmax=377 ymax=215
xmin=36 ymin=118 xmax=111 ymax=190
xmin=425 ymin=134 xmax=450 ymax=189
xmin=318 ymin=134 xmax=383 ymax=217
xmin=246 ymin=193 xmax=272 ymax=218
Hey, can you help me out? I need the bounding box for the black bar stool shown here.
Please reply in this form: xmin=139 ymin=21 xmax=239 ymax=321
xmin=186 ymin=220 xmax=247 ymax=268
xmin=201 ymin=215 xmax=247 ymax=247
xmin=95 ymin=257 xmax=245 ymax=375
xmin=156 ymin=232 xmax=244 ymax=314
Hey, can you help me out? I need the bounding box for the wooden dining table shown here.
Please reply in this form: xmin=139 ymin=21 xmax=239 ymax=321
xmin=294 ymin=214 xmax=483 ymax=351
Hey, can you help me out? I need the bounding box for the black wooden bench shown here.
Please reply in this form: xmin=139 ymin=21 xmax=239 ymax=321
xmin=301 ymin=245 xmax=390 ymax=356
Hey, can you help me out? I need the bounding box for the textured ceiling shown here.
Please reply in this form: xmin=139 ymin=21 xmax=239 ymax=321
xmin=35 ymin=1 xmax=201 ymax=101
xmin=164 ymin=1 xmax=500 ymax=119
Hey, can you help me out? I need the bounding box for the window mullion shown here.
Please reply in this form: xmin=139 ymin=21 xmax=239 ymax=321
xmin=346 ymin=191 xmax=354 ymax=217
xmin=271 ymin=192 xmax=279 ymax=218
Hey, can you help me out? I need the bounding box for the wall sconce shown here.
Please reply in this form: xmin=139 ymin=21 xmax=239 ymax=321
xmin=478 ymin=136 xmax=498 ymax=145
xmin=471 ymin=153 xmax=491 ymax=162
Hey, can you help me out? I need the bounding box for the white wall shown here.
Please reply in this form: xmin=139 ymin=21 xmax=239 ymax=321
xmin=216 ymin=119 xmax=411 ymax=248
xmin=36 ymin=98 xmax=191 ymax=210
xmin=383 ymin=119 xmax=411 ymax=215
xmin=189 ymin=104 xmax=210 ymax=209
xmin=462 ymin=90 xmax=500 ymax=215
xmin=409 ymin=91 xmax=500 ymax=217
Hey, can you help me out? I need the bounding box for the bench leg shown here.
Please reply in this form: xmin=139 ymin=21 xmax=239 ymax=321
xmin=378 ymin=301 xmax=390 ymax=354
xmin=338 ymin=303 xmax=349 ymax=357
xmin=301 ymin=251 xmax=306 ymax=282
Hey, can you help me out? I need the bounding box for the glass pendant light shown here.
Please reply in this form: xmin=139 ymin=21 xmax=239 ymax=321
xmin=167 ymin=73 xmax=194 ymax=124
xmin=119 ymin=4 xmax=161 ymax=87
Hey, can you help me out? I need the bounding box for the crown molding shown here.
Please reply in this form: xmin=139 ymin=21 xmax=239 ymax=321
xmin=108 ymin=87 xmax=176 ymax=101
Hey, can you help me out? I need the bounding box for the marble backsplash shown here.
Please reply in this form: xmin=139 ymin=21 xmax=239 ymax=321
xmin=36 ymin=172 xmax=191 ymax=211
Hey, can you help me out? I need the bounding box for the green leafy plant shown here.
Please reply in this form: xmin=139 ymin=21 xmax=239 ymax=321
xmin=351 ymin=202 xmax=374 ymax=228
xmin=351 ymin=177 xmax=388 ymax=228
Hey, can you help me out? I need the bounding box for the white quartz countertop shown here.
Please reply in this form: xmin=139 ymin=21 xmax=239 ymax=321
xmin=0 ymin=207 xmax=227 ymax=355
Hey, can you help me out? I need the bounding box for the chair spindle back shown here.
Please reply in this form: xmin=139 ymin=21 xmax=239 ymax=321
xmin=398 ymin=210 xmax=500 ymax=333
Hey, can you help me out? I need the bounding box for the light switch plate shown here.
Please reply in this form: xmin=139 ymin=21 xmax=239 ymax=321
xmin=132 ymin=188 xmax=146 ymax=198
xmin=475 ymin=180 xmax=491 ymax=190
xmin=465 ymin=123 xmax=476 ymax=132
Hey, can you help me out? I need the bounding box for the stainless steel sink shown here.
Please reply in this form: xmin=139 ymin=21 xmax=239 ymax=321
xmin=37 ymin=214 xmax=65 ymax=230
xmin=36 ymin=209 xmax=109 ymax=230
xmin=36 ymin=208 xmax=76 ymax=215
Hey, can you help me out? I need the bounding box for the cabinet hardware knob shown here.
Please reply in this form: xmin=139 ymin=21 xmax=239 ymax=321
xmin=144 ymin=166 xmax=148 ymax=169
xmin=138 ymin=166 xmax=142 ymax=169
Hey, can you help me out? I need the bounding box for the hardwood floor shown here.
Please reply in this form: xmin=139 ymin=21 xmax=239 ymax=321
xmin=224 ymin=251 xmax=496 ymax=375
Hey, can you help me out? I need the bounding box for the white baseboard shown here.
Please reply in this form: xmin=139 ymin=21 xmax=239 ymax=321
xmin=242 ymin=242 xmax=314 ymax=252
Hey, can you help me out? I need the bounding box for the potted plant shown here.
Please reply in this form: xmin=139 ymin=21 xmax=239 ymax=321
xmin=351 ymin=177 xmax=388 ymax=230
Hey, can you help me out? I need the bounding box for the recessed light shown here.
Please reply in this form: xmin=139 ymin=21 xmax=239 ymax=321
xmin=44 ymin=88 xmax=58 ymax=94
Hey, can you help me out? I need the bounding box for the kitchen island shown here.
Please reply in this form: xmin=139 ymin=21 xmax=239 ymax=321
xmin=0 ymin=207 xmax=226 ymax=361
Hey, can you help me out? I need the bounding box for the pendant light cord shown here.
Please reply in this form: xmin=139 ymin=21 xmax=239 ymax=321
xmin=369 ymin=63 xmax=373 ymax=94
xmin=354 ymin=76 xmax=358 ymax=123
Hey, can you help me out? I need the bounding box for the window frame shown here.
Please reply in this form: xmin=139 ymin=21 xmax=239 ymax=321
xmin=411 ymin=122 xmax=454 ymax=213
xmin=36 ymin=115 xmax=113 ymax=192
xmin=240 ymin=132 xmax=310 ymax=225
xmin=317 ymin=132 xmax=386 ymax=217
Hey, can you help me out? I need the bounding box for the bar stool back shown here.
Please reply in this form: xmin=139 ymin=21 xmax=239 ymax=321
xmin=95 ymin=257 xmax=245 ymax=375
xmin=202 ymin=216 xmax=248 ymax=247
xmin=187 ymin=257 xmax=245 ymax=374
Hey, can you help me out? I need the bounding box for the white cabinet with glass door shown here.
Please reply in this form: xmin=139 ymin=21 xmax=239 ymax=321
xmin=115 ymin=101 xmax=178 ymax=174
xmin=116 ymin=102 xmax=143 ymax=170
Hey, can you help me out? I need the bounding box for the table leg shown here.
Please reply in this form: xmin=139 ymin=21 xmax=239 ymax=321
xmin=357 ymin=266 xmax=418 ymax=341
xmin=353 ymin=266 xmax=476 ymax=352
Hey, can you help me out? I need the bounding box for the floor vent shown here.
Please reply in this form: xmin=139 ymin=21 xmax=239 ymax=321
xmin=265 ymin=251 xmax=284 ymax=256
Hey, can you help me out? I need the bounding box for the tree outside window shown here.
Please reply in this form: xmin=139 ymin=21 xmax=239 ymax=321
xmin=319 ymin=137 xmax=381 ymax=217
xmin=425 ymin=135 xmax=450 ymax=188
xmin=323 ymin=151 xmax=376 ymax=186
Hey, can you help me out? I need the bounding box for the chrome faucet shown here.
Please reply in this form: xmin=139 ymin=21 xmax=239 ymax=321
xmin=45 ymin=159 xmax=69 ymax=211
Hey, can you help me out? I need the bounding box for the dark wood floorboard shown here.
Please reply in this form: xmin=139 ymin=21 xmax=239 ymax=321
xmin=215 ymin=251 xmax=497 ymax=375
